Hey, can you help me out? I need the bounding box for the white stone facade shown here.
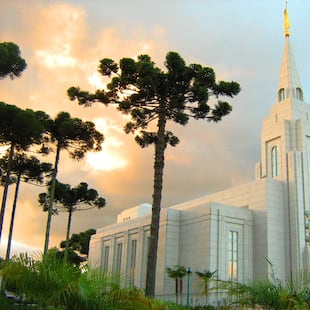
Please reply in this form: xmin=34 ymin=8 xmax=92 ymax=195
xmin=89 ymin=11 xmax=310 ymax=306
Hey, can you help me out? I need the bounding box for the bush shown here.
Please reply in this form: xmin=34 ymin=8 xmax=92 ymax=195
xmin=0 ymin=252 xmax=190 ymax=309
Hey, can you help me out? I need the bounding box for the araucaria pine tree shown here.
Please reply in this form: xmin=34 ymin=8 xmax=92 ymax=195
xmin=41 ymin=112 xmax=104 ymax=255
xmin=68 ymin=51 xmax=240 ymax=296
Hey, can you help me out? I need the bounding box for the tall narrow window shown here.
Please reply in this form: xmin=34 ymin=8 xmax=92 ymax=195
xmin=129 ymin=240 xmax=137 ymax=286
xmin=102 ymin=245 xmax=109 ymax=272
xmin=115 ymin=243 xmax=123 ymax=273
xmin=278 ymin=88 xmax=285 ymax=102
xmin=228 ymin=231 xmax=238 ymax=281
xmin=296 ymin=87 xmax=303 ymax=101
xmin=271 ymin=146 xmax=280 ymax=177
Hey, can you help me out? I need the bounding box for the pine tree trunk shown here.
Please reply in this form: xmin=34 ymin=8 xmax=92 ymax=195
xmin=43 ymin=145 xmax=60 ymax=255
xmin=5 ymin=174 xmax=21 ymax=259
xmin=145 ymin=105 xmax=167 ymax=297
xmin=175 ymin=278 xmax=178 ymax=304
xmin=180 ymin=278 xmax=183 ymax=305
xmin=64 ymin=208 xmax=73 ymax=261
xmin=0 ymin=142 xmax=15 ymax=244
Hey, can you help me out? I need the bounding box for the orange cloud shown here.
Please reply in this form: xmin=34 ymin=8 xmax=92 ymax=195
xmin=85 ymin=118 xmax=128 ymax=171
xmin=0 ymin=1 xmax=171 ymax=251
xmin=0 ymin=0 xmax=271 ymax=255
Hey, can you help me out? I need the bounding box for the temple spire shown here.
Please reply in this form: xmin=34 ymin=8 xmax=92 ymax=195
xmin=277 ymin=2 xmax=304 ymax=103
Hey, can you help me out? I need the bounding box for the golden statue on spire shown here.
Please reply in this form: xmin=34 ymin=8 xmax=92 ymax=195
xmin=284 ymin=0 xmax=290 ymax=36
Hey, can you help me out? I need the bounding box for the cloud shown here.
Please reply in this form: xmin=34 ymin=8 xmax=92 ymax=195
xmin=85 ymin=118 xmax=128 ymax=171
xmin=0 ymin=0 xmax=309 ymax=253
xmin=0 ymin=0 xmax=170 ymax=249
xmin=0 ymin=238 xmax=40 ymax=258
xmin=36 ymin=45 xmax=77 ymax=69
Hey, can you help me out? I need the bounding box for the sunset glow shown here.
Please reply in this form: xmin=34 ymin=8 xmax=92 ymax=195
xmin=86 ymin=146 xmax=128 ymax=172
xmin=85 ymin=118 xmax=128 ymax=171
xmin=36 ymin=45 xmax=77 ymax=68
xmin=87 ymin=72 xmax=105 ymax=89
xmin=1 ymin=0 xmax=309 ymax=255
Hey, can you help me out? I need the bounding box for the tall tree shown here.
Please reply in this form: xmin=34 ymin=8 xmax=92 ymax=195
xmin=0 ymin=152 xmax=52 ymax=259
xmin=0 ymin=42 xmax=27 ymax=79
xmin=0 ymin=102 xmax=49 ymax=244
xmin=39 ymin=180 xmax=105 ymax=259
xmin=68 ymin=51 xmax=240 ymax=296
xmin=42 ymin=112 xmax=104 ymax=255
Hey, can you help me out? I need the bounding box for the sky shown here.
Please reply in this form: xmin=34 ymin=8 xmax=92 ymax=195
xmin=0 ymin=0 xmax=310 ymax=256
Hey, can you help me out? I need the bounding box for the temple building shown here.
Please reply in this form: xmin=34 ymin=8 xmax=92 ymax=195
xmin=89 ymin=7 xmax=310 ymax=305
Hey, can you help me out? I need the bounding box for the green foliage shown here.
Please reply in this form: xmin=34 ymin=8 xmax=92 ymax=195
xmin=60 ymin=228 xmax=96 ymax=255
xmin=45 ymin=111 xmax=104 ymax=159
xmin=0 ymin=103 xmax=50 ymax=246
xmin=0 ymin=152 xmax=52 ymax=259
xmin=0 ymin=102 xmax=48 ymax=149
xmin=0 ymin=252 xmax=188 ymax=309
xmin=0 ymin=152 xmax=52 ymax=185
xmin=68 ymin=51 xmax=240 ymax=297
xmin=41 ymin=111 xmax=104 ymax=254
xmin=195 ymin=270 xmax=217 ymax=305
xmin=68 ymin=51 xmax=240 ymax=149
xmin=166 ymin=265 xmax=188 ymax=304
xmin=166 ymin=265 xmax=187 ymax=279
xmin=39 ymin=180 xmax=105 ymax=213
xmin=48 ymin=247 xmax=86 ymax=266
xmin=221 ymin=270 xmax=310 ymax=309
xmin=0 ymin=42 xmax=27 ymax=79
xmin=39 ymin=180 xmax=105 ymax=260
xmin=0 ymin=252 xmax=81 ymax=307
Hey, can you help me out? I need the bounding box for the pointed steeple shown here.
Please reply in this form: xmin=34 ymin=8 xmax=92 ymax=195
xmin=277 ymin=2 xmax=304 ymax=103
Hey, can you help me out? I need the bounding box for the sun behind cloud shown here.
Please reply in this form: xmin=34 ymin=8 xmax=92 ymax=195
xmin=87 ymin=72 xmax=105 ymax=89
xmin=85 ymin=118 xmax=128 ymax=171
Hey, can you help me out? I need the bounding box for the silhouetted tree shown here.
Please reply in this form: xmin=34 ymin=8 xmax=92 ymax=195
xmin=68 ymin=51 xmax=240 ymax=296
xmin=60 ymin=228 xmax=96 ymax=257
xmin=48 ymin=247 xmax=86 ymax=266
xmin=0 ymin=102 xmax=49 ymax=244
xmin=39 ymin=180 xmax=105 ymax=259
xmin=0 ymin=152 xmax=52 ymax=259
xmin=41 ymin=112 xmax=104 ymax=255
xmin=0 ymin=42 xmax=27 ymax=79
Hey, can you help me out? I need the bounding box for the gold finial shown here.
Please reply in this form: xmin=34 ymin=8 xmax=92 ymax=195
xmin=284 ymin=0 xmax=290 ymax=36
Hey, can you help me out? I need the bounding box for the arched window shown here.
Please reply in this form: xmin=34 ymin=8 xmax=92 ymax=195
xmin=278 ymin=88 xmax=285 ymax=102
xmin=271 ymin=146 xmax=280 ymax=177
xmin=296 ymin=87 xmax=303 ymax=101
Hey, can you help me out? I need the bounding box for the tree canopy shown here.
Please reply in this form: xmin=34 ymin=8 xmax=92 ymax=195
xmin=68 ymin=52 xmax=240 ymax=146
xmin=41 ymin=111 xmax=104 ymax=255
xmin=60 ymin=228 xmax=96 ymax=256
xmin=39 ymin=180 xmax=105 ymax=259
xmin=42 ymin=181 xmax=106 ymax=213
xmin=43 ymin=111 xmax=104 ymax=160
xmin=0 ymin=102 xmax=47 ymax=149
xmin=0 ymin=152 xmax=52 ymax=259
xmin=0 ymin=42 xmax=27 ymax=79
xmin=0 ymin=102 xmax=49 ymax=244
